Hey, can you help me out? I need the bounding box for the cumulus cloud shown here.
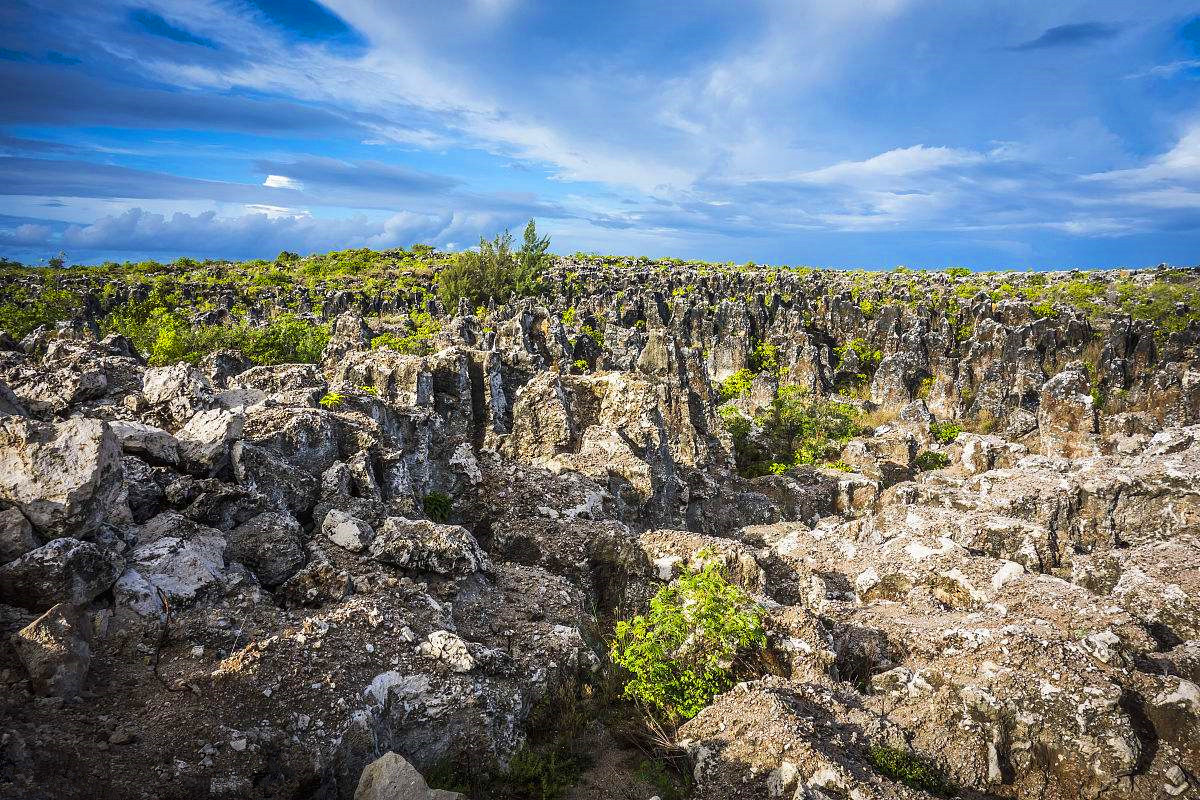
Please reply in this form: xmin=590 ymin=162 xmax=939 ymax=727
xmin=49 ymin=206 xmax=530 ymax=259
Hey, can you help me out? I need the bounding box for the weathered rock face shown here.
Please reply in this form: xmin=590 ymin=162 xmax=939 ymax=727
xmin=1 ymin=259 xmax=1198 ymax=800
xmin=0 ymin=538 xmax=123 ymax=611
xmin=10 ymin=602 xmax=91 ymax=698
xmin=0 ymin=417 xmax=122 ymax=537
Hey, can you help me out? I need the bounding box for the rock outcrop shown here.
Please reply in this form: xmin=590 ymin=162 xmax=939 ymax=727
xmin=0 ymin=257 xmax=1198 ymax=800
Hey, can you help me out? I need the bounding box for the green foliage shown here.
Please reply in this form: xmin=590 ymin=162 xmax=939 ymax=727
xmin=561 ymin=306 xmax=577 ymax=327
xmin=717 ymin=368 xmax=755 ymax=402
xmin=748 ymin=341 xmax=780 ymax=375
xmin=915 ymin=376 xmax=934 ymax=400
xmin=721 ymin=387 xmax=861 ymax=478
xmin=437 ymin=220 xmax=549 ymax=308
xmin=611 ymin=559 xmax=766 ymax=720
xmin=105 ymin=306 xmax=330 ymax=367
xmin=572 ymin=358 xmax=589 ymax=372
xmin=929 ymin=421 xmax=961 ymax=444
xmin=0 ymin=284 xmax=82 ymax=339
xmin=915 ymin=451 xmax=950 ymax=471
xmin=1030 ymin=299 xmax=1057 ymax=319
xmin=423 ymin=491 xmax=452 ymax=523
xmin=319 ymin=391 xmax=345 ymax=409
xmin=370 ymin=309 xmax=442 ymax=355
xmin=579 ymin=323 xmax=604 ymax=348
xmin=943 ymin=267 xmax=971 ymax=278
xmin=834 ymin=338 xmax=882 ymax=372
xmin=866 ymin=745 xmax=957 ymax=797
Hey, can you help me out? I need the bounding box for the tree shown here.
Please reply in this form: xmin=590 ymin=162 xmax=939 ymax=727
xmin=437 ymin=220 xmax=550 ymax=309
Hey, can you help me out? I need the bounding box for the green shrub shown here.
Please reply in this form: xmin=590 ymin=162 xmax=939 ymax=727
xmin=319 ymin=392 xmax=345 ymax=409
xmin=370 ymin=309 xmax=441 ymax=355
xmin=748 ymin=341 xmax=779 ymax=375
xmin=611 ymin=559 xmax=766 ymax=720
xmin=423 ymin=491 xmax=452 ymax=523
xmin=437 ymin=220 xmax=549 ymax=308
xmin=720 ymin=387 xmax=861 ymax=478
xmin=915 ymin=451 xmax=950 ymax=471
xmin=929 ymin=421 xmax=961 ymax=444
xmin=0 ymin=285 xmax=82 ymax=339
xmin=866 ymin=745 xmax=956 ymax=797
xmin=717 ymin=368 xmax=755 ymax=402
xmin=943 ymin=267 xmax=971 ymax=278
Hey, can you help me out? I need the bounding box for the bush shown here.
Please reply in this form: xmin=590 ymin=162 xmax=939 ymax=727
xmin=867 ymin=745 xmax=956 ymax=797
xmin=104 ymin=305 xmax=330 ymax=367
xmin=423 ymin=491 xmax=452 ymax=523
xmin=611 ymin=559 xmax=765 ymax=720
xmin=915 ymin=451 xmax=950 ymax=471
xmin=370 ymin=309 xmax=441 ymax=355
xmin=929 ymin=421 xmax=961 ymax=444
xmin=717 ymin=368 xmax=754 ymax=402
xmin=319 ymin=392 xmax=345 ymax=409
xmin=437 ymin=220 xmax=549 ymax=308
xmin=0 ymin=284 xmax=82 ymax=339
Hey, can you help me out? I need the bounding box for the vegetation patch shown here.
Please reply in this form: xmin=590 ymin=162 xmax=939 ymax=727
xmin=721 ymin=387 xmax=861 ymax=478
xmin=929 ymin=421 xmax=961 ymax=444
xmin=611 ymin=558 xmax=766 ymax=721
xmin=866 ymin=745 xmax=957 ymax=797
xmin=915 ymin=451 xmax=950 ymax=471
xmin=437 ymin=219 xmax=549 ymax=308
xmin=423 ymin=491 xmax=452 ymax=523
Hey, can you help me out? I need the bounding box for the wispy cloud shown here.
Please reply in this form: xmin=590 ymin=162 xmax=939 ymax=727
xmin=1125 ymin=59 xmax=1200 ymax=79
xmin=1009 ymin=21 xmax=1123 ymax=51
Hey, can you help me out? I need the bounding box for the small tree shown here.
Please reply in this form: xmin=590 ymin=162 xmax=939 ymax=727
xmin=611 ymin=559 xmax=765 ymax=721
xmin=437 ymin=220 xmax=549 ymax=309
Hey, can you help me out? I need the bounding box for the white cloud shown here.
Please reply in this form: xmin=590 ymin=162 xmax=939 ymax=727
xmin=262 ymin=174 xmax=302 ymax=190
xmin=787 ymin=145 xmax=985 ymax=186
xmin=1125 ymin=59 xmax=1200 ymax=80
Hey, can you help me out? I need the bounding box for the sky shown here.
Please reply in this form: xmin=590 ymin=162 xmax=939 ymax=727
xmin=0 ymin=1 xmax=1199 ymax=269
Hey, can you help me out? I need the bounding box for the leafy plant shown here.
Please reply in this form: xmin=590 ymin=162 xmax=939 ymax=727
xmin=915 ymin=451 xmax=950 ymax=471
xmin=611 ymin=559 xmax=766 ymax=720
xmin=370 ymin=309 xmax=441 ymax=355
xmin=717 ymin=368 xmax=755 ymax=402
xmin=929 ymin=421 xmax=961 ymax=444
xmin=0 ymin=283 xmax=82 ymax=339
xmin=319 ymin=391 xmax=345 ymax=409
xmin=866 ymin=745 xmax=957 ymax=797
xmin=423 ymin=491 xmax=452 ymax=523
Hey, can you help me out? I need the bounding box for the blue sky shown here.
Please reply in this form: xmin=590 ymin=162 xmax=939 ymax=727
xmin=1 ymin=1 xmax=1198 ymax=268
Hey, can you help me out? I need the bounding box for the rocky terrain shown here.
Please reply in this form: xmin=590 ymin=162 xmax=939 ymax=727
xmin=0 ymin=252 xmax=1198 ymax=800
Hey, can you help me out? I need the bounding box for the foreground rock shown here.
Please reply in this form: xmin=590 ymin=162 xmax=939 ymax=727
xmin=0 ymin=417 xmax=121 ymax=536
xmin=354 ymin=752 xmax=465 ymax=800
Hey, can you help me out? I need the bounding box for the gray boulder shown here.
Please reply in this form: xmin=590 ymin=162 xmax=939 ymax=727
xmin=370 ymin=517 xmax=490 ymax=576
xmin=107 ymin=420 xmax=180 ymax=465
xmin=227 ymin=511 xmax=305 ymax=588
xmin=0 ymin=506 xmax=38 ymax=563
xmin=321 ymin=508 xmax=373 ymax=553
xmin=354 ymin=752 xmax=465 ymax=800
xmin=0 ymin=416 xmax=122 ymax=537
xmin=177 ymin=407 xmax=244 ymax=475
xmin=0 ymin=538 xmax=123 ymax=611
